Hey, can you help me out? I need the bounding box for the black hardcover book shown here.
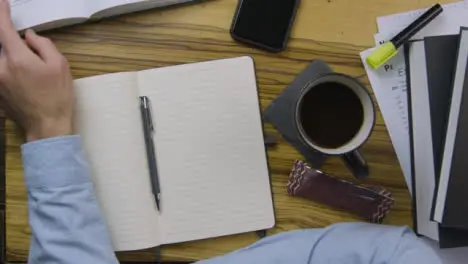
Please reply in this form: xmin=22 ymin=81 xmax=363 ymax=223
xmin=406 ymin=33 xmax=468 ymax=248
xmin=433 ymin=28 xmax=468 ymax=231
xmin=425 ymin=35 xmax=459 ymax=180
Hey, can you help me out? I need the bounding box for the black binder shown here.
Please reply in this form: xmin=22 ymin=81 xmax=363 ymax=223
xmin=406 ymin=33 xmax=468 ymax=248
xmin=433 ymin=28 xmax=468 ymax=232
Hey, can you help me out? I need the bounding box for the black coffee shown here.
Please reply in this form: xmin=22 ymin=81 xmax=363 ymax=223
xmin=299 ymin=82 xmax=364 ymax=149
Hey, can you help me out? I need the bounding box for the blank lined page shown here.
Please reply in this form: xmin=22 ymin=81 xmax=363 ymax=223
xmin=138 ymin=57 xmax=275 ymax=244
xmin=74 ymin=72 xmax=161 ymax=251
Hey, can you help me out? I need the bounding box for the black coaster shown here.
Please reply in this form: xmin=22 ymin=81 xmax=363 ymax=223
xmin=263 ymin=60 xmax=334 ymax=168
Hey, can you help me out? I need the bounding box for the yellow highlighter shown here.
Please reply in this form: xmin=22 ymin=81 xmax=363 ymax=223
xmin=367 ymin=3 xmax=443 ymax=69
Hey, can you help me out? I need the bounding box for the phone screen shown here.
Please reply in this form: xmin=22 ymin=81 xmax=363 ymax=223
xmin=231 ymin=0 xmax=299 ymax=51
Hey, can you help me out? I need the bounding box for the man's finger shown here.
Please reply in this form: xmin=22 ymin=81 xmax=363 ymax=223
xmin=24 ymin=29 xmax=60 ymax=62
xmin=0 ymin=0 xmax=29 ymax=55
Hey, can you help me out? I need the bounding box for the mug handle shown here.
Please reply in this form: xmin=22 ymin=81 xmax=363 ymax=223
xmin=342 ymin=150 xmax=369 ymax=179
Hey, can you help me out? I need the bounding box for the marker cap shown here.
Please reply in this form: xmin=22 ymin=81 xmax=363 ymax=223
xmin=366 ymin=42 xmax=398 ymax=69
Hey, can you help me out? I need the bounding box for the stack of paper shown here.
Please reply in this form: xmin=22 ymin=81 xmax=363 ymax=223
xmin=359 ymin=1 xmax=468 ymax=195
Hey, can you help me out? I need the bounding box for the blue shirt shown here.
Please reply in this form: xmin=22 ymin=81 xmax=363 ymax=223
xmin=22 ymin=136 xmax=442 ymax=264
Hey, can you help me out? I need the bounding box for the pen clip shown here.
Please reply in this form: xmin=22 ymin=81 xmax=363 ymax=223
xmin=142 ymin=96 xmax=154 ymax=132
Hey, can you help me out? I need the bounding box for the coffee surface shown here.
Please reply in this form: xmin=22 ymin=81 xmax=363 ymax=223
xmin=299 ymin=82 xmax=364 ymax=149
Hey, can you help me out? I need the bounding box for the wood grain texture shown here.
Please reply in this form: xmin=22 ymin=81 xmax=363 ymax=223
xmin=6 ymin=0 xmax=452 ymax=262
xmin=0 ymin=115 xmax=5 ymax=263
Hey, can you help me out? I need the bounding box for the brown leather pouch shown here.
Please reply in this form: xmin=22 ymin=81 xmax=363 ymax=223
xmin=287 ymin=160 xmax=394 ymax=223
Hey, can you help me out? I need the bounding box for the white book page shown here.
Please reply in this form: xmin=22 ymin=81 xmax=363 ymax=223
xmin=11 ymin=0 xmax=91 ymax=31
xmin=74 ymin=72 xmax=161 ymax=251
xmin=360 ymin=49 xmax=412 ymax=195
xmin=138 ymin=57 xmax=275 ymax=244
xmin=375 ymin=10 xmax=468 ymax=44
xmin=89 ymin=0 xmax=190 ymax=19
xmin=407 ymin=41 xmax=439 ymax=241
xmin=376 ymin=1 xmax=468 ymax=33
xmin=89 ymin=0 xmax=145 ymax=16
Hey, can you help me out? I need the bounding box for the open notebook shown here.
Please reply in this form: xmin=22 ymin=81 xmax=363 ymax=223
xmin=11 ymin=0 xmax=196 ymax=31
xmin=74 ymin=57 xmax=275 ymax=251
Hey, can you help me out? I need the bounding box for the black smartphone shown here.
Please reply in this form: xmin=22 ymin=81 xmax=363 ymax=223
xmin=230 ymin=0 xmax=300 ymax=52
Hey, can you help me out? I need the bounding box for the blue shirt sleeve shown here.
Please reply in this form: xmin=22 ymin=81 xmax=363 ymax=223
xmin=20 ymin=136 xmax=443 ymax=264
xmin=22 ymin=135 xmax=119 ymax=264
xmin=196 ymin=223 xmax=443 ymax=264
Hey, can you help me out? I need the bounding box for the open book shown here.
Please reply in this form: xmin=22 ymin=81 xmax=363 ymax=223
xmin=74 ymin=57 xmax=275 ymax=251
xmin=11 ymin=0 xmax=196 ymax=31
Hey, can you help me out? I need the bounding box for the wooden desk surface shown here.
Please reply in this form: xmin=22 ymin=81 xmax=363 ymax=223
xmin=5 ymin=0 xmax=451 ymax=262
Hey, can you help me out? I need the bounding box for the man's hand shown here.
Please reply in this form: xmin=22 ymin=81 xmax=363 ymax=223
xmin=0 ymin=0 xmax=74 ymax=142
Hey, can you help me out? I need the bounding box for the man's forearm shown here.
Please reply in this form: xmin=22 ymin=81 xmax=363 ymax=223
xmin=22 ymin=136 xmax=118 ymax=264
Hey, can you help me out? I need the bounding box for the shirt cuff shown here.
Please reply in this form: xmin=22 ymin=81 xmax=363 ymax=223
xmin=21 ymin=135 xmax=92 ymax=189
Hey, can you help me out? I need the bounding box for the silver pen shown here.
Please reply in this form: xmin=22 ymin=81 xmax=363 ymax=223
xmin=140 ymin=96 xmax=161 ymax=211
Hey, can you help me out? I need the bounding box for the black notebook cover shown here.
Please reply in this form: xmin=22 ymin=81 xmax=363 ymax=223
xmin=406 ymin=35 xmax=468 ymax=248
xmin=434 ymin=28 xmax=468 ymax=230
xmin=425 ymin=35 xmax=468 ymax=248
xmin=425 ymin=35 xmax=458 ymax=179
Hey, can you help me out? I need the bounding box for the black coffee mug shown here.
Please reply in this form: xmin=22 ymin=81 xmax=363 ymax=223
xmin=294 ymin=73 xmax=376 ymax=179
